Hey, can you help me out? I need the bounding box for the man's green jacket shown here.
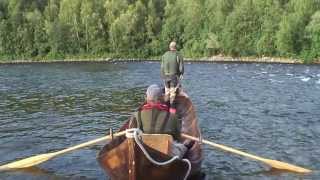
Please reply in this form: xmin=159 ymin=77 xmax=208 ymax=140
xmin=130 ymin=105 xmax=181 ymax=141
xmin=161 ymin=51 xmax=184 ymax=78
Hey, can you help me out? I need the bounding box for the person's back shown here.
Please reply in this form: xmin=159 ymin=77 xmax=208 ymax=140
xmin=129 ymin=84 xmax=187 ymax=158
xmin=161 ymin=51 xmax=182 ymax=77
xmin=135 ymin=102 xmax=181 ymax=140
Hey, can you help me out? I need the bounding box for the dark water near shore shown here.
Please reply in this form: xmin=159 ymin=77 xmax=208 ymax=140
xmin=0 ymin=62 xmax=319 ymax=180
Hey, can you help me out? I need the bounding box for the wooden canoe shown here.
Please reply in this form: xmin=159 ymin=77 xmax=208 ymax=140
xmin=97 ymin=93 xmax=204 ymax=180
xmin=97 ymin=133 xmax=193 ymax=180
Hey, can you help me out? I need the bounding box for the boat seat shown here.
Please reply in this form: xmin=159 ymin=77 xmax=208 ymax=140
xmin=141 ymin=134 xmax=173 ymax=155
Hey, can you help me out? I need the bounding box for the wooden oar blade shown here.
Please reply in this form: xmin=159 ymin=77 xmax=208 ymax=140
xmin=265 ymin=159 xmax=312 ymax=174
xmin=0 ymin=131 xmax=126 ymax=171
xmin=181 ymin=133 xmax=312 ymax=174
xmin=0 ymin=153 xmax=55 ymax=171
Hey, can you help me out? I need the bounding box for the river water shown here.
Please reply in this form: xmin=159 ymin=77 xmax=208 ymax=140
xmin=0 ymin=62 xmax=319 ymax=180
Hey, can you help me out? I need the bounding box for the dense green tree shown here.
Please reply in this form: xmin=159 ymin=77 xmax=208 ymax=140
xmin=145 ymin=0 xmax=165 ymax=56
xmin=44 ymin=0 xmax=59 ymax=22
xmin=44 ymin=0 xmax=66 ymax=58
xmin=255 ymin=0 xmax=282 ymax=56
xmin=104 ymin=0 xmax=129 ymax=26
xmin=303 ymin=11 xmax=320 ymax=60
xmin=222 ymin=0 xmax=261 ymax=56
xmin=109 ymin=1 xmax=148 ymax=56
xmin=80 ymin=0 xmax=106 ymax=54
xmin=146 ymin=0 xmax=164 ymax=39
xmin=0 ymin=1 xmax=9 ymax=57
xmin=205 ymin=0 xmax=236 ymax=34
xmin=0 ymin=0 xmax=8 ymax=19
xmin=8 ymin=0 xmax=23 ymax=25
xmin=6 ymin=0 xmax=24 ymax=57
xmin=0 ymin=20 xmax=14 ymax=58
xmin=161 ymin=0 xmax=184 ymax=49
xmin=25 ymin=9 xmax=48 ymax=57
xmin=109 ymin=5 xmax=135 ymax=55
xmin=276 ymin=0 xmax=318 ymax=56
xmin=181 ymin=0 xmax=206 ymax=57
xmin=130 ymin=0 xmax=148 ymax=56
xmin=203 ymin=0 xmax=236 ymax=56
xmin=105 ymin=0 xmax=129 ymax=55
xmin=59 ymin=0 xmax=82 ymax=54
xmin=1 ymin=0 xmax=320 ymax=62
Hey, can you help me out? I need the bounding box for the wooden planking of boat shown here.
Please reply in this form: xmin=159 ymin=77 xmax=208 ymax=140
xmin=97 ymin=93 xmax=204 ymax=180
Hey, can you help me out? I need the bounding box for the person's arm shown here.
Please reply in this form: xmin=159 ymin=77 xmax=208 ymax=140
xmin=178 ymin=53 xmax=184 ymax=76
xmin=160 ymin=55 xmax=165 ymax=78
xmin=175 ymin=115 xmax=182 ymax=141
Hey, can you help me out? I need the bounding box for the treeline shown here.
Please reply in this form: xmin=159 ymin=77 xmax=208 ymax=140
xmin=0 ymin=0 xmax=320 ymax=62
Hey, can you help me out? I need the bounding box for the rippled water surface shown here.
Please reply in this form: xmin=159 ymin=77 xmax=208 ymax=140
xmin=0 ymin=62 xmax=319 ymax=180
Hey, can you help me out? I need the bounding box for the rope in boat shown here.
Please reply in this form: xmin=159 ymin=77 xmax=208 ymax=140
xmin=181 ymin=158 xmax=192 ymax=180
xmin=125 ymin=128 xmax=191 ymax=180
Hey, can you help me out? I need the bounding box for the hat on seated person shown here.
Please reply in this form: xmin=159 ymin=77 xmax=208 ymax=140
xmin=146 ymin=84 xmax=162 ymax=102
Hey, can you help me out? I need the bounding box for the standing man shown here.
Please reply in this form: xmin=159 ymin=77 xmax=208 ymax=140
xmin=160 ymin=41 xmax=184 ymax=106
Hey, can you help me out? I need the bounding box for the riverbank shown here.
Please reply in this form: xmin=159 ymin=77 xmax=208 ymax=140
xmin=0 ymin=56 xmax=319 ymax=64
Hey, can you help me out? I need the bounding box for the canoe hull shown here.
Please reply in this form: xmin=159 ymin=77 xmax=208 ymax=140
xmin=97 ymin=135 xmax=190 ymax=180
xmin=97 ymin=94 xmax=204 ymax=179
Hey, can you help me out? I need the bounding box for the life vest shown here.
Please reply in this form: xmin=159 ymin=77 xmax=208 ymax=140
xmin=136 ymin=102 xmax=180 ymax=140
xmin=140 ymin=102 xmax=169 ymax=111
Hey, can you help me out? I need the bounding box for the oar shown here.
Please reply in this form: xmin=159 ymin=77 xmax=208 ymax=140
xmin=181 ymin=133 xmax=312 ymax=174
xmin=0 ymin=131 xmax=126 ymax=171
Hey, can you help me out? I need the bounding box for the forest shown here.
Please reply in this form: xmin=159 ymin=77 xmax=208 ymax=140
xmin=0 ymin=0 xmax=320 ymax=62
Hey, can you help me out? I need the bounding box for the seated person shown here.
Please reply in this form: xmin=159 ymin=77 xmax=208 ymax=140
xmin=129 ymin=84 xmax=187 ymax=158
